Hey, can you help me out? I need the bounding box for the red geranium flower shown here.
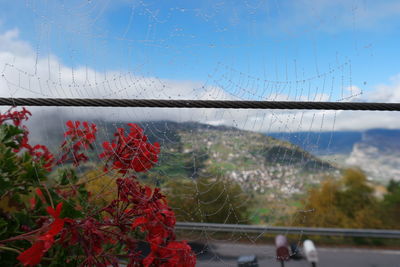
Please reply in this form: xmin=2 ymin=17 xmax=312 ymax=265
xmin=17 ymin=203 xmax=68 ymax=267
xmin=58 ymin=120 xmax=97 ymax=166
xmin=17 ymin=241 xmax=46 ymax=266
xmin=0 ymin=107 xmax=31 ymax=126
xmin=100 ymin=123 xmax=160 ymax=174
xmin=10 ymin=119 xmax=196 ymax=267
xmin=64 ymin=121 xmax=97 ymax=148
xmin=30 ymin=144 xmax=54 ymax=172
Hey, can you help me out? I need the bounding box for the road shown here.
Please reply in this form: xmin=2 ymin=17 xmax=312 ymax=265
xmin=195 ymin=242 xmax=400 ymax=267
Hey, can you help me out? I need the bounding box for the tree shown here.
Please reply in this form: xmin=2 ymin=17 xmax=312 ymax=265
xmin=335 ymin=169 xmax=383 ymax=229
xmin=80 ymin=169 xmax=117 ymax=207
xmin=381 ymin=180 xmax=400 ymax=228
xmin=292 ymin=178 xmax=348 ymax=228
xmin=292 ymin=168 xmax=383 ymax=229
xmin=164 ymin=177 xmax=252 ymax=224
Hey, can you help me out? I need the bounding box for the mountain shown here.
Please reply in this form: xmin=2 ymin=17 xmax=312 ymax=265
xmin=268 ymin=129 xmax=400 ymax=184
xmin=267 ymin=131 xmax=362 ymax=155
xmin=346 ymin=129 xmax=400 ymax=183
xmin=26 ymin=116 xmax=337 ymax=197
xmin=168 ymin=123 xmax=336 ymax=196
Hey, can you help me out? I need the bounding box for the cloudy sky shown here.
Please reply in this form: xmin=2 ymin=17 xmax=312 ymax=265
xmin=1 ymin=0 xmax=400 ymax=132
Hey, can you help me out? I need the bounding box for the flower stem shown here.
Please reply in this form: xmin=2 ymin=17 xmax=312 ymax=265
xmin=0 ymin=245 xmax=21 ymax=253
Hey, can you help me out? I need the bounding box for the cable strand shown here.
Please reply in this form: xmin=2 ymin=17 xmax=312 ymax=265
xmin=0 ymin=97 xmax=399 ymax=111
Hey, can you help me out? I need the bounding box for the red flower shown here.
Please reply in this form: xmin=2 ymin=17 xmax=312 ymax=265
xmin=163 ymin=241 xmax=196 ymax=267
xmin=81 ymin=218 xmax=106 ymax=255
xmin=64 ymin=121 xmax=97 ymax=148
xmin=143 ymin=240 xmax=196 ymax=267
xmin=0 ymin=108 xmax=53 ymax=171
xmin=131 ymin=216 xmax=148 ymax=228
xmin=17 ymin=241 xmax=46 ymax=266
xmin=58 ymin=120 xmax=97 ymax=166
xmin=30 ymin=144 xmax=54 ymax=172
xmin=100 ymin=123 xmax=160 ymax=174
xmin=46 ymin=202 xmax=63 ymax=218
xmin=35 ymin=188 xmax=47 ymax=204
xmin=110 ymin=176 xmax=194 ymax=266
xmin=17 ymin=203 xmax=67 ymax=267
xmin=29 ymin=197 xmax=36 ymax=210
xmin=12 ymin=119 xmax=196 ymax=266
xmin=0 ymin=107 xmax=31 ymax=126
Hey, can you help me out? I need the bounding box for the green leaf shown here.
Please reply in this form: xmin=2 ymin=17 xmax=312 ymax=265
xmin=0 ymin=124 xmax=24 ymax=149
xmin=60 ymin=200 xmax=83 ymax=219
xmin=58 ymin=169 xmax=78 ymax=186
xmin=0 ymin=217 xmax=8 ymax=237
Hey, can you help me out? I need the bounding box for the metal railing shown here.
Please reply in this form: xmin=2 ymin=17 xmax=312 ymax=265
xmin=175 ymin=222 xmax=400 ymax=239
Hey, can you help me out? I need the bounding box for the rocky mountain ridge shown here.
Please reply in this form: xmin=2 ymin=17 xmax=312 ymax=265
xmin=346 ymin=129 xmax=400 ymax=183
xmin=269 ymin=129 xmax=400 ymax=183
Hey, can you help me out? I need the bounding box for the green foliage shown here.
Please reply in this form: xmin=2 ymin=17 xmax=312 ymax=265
xmin=0 ymin=124 xmax=24 ymax=148
xmin=292 ymin=168 xmax=384 ymax=229
xmin=381 ymin=179 xmax=400 ymax=228
xmin=0 ymin=123 xmax=48 ymax=260
xmin=164 ymin=177 xmax=252 ymax=224
xmin=335 ymin=169 xmax=377 ymax=222
xmin=58 ymin=168 xmax=79 ymax=186
xmin=0 ymin=128 xmax=45 ymax=197
xmin=0 ymin=112 xmax=197 ymax=266
xmin=0 ymin=115 xmax=91 ymax=266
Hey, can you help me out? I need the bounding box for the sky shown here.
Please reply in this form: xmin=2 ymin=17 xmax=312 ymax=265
xmin=1 ymin=0 xmax=400 ymax=132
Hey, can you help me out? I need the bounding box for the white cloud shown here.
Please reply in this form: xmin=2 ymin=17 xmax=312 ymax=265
xmin=0 ymin=29 xmax=34 ymax=57
xmin=0 ymin=29 xmax=236 ymax=128
xmin=346 ymin=85 xmax=362 ymax=97
xmin=0 ymin=29 xmax=235 ymax=101
xmin=364 ymin=74 xmax=400 ymax=103
xmin=1 ymin=29 xmax=400 ymax=133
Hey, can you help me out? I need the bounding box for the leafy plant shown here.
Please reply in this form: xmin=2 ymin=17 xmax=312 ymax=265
xmin=291 ymin=168 xmax=384 ymax=229
xmin=0 ymin=107 xmax=195 ymax=266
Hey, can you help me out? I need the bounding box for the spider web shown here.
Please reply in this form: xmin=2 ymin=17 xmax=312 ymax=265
xmin=0 ymin=0 xmax=388 ymax=266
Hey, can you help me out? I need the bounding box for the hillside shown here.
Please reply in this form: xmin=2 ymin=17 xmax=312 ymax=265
xmin=173 ymin=123 xmax=336 ymax=195
xmin=28 ymin=117 xmax=337 ymax=197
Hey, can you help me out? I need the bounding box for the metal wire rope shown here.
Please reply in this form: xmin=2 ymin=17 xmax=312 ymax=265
xmin=0 ymin=97 xmax=399 ymax=111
